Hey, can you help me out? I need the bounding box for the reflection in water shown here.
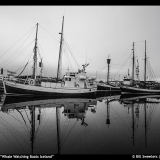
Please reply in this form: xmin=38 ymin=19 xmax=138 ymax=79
xmin=119 ymin=94 xmax=160 ymax=149
xmin=0 ymin=93 xmax=160 ymax=155
xmin=0 ymin=95 xmax=97 ymax=154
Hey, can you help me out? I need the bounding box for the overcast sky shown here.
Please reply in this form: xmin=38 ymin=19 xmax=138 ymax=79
xmin=0 ymin=5 xmax=160 ymax=81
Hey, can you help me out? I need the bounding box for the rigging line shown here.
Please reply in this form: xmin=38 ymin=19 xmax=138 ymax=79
xmin=60 ymin=114 xmax=73 ymax=138
xmin=0 ymin=26 xmax=36 ymax=67
xmin=121 ymin=105 xmax=132 ymax=126
xmin=16 ymin=50 xmax=33 ymax=73
xmin=135 ymin=40 xmax=146 ymax=44
xmin=34 ymin=108 xmax=55 ymax=142
xmin=37 ymin=45 xmax=53 ymax=77
xmin=96 ymin=107 xmax=107 ymax=118
xmin=0 ymin=25 xmax=36 ymax=60
xmin=110 ymin=105 xmax=132 ymax=134
xmin=112 ymin=53 xmax=132 ymax=79
xmin=0 ymin=130 xmax=21 ymax=153
xmin=39 ymin=16 xmax=63 ymax=24
xmin=17 ymin=61 xmax=29 ymax=77
xmin=146 ymin=104 xmax=152 ymax=127
xmin=60 ymin=120 xmax=78 ymax=147
xmin=38 ymin=24 xmax=60 ymax=43
xmin=5 ymin=112 xmax=30 ymax=129
xmin=96 ymin=65 xmax=107 ymax=74
xmin=135 ymin=41 xmax=145 ymax=56
xmin=63 ymin=47 xmax=73 ymax=71
xmin=60 ymin=117 xmax=70 ymax=138
xmin=147 ymin=104 xmax=158 ymax=127
xmin=63 ymin=36 xmax=81 ymax=69
xmin=15 ymin=109 xmax=27 ymax=124
xmin=14 ymin=60 xmax=33 ymax=74
xmin=15 ymin=109 xmax=29 ymax=139
xmin=37 ymin=107 xmax=54 ymax=125
xmin=1 ymin=39 xmax=35 ymax=68
xmin=1 ymin=110 xmax=30 ymax=136
xmin=0 ymin=117 xmax=30 ymax=151
xmin=20 ymin=109 xmax=31 ymax=135
xmin=37 ymin=46 xmax=42 ymax=60
xmin=0 ymin=39 xmax=35 ymax=69
xmin=147 ymin=60 xmax=157 ymax=80
xmin=34 ymin=108 xmax=56 ymax=143
xmin=38 ymin=41 xmax=55 ymax=77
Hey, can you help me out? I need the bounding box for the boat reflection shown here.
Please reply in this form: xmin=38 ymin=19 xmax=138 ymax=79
xmin=119 ymin=94 xmax=160 ymax=147
xmin=0 ymin=95 xmax=97 ymax=154
xmin=1 ymin=93 xmax=159 ymax=154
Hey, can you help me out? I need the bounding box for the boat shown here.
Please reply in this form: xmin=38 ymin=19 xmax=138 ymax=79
xmin=2 ymin=16 xmax=97 ymax=98
xmin=0 ymin=69 xmax=15 ymax=93
xmin=120 ymin=41 xmax=160 ymax=94
xmin=97 ymin=56 xmax=120 ymax=93
xmin=97 ymin=82 xmax=120 ymax=92
xmin=0 ymin=75 xmax=4 ymax=91
xmin=0 ymin=68 xmax=6 ymax=91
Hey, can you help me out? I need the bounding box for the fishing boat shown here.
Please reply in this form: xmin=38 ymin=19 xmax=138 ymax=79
xmin=120 ymin=41 xmax=160 ymax=94
xmin=0 ymin=68 xmax=6 ymax=91
xmin=2 ymin=16 xmax=97 ymax=97
xmin=97 ymin=56 xmax=120 ymax=93
xmin=0 ymin=69 xmax=15 ymax=93
xmin=0 ymin=75 xmax=4 ymax=91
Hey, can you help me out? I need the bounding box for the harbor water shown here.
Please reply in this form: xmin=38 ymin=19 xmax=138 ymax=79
xmin=0 ymin=92 xmax=160 ymax=155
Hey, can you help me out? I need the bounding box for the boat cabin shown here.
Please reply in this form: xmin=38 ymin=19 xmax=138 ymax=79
xmin=63 ymin=71 xmax=88 ymax=88
xmin=122 ymin=77 xmax=132 ymax=85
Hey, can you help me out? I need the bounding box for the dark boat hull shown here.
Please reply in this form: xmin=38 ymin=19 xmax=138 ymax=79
xmin=3 ymin=80 xmax=97 ymax=98
xmin=97 ymin=84 xmax=120 ymax=92
xmin=120 ymin=85 xmax=160 ymax=94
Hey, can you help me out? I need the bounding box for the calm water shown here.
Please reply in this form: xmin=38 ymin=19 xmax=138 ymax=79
xmin=0 ymin=92 xmax=160 ymax=155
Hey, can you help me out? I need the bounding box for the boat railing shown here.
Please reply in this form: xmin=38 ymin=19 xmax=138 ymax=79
xmin=9 ymin=77 xmax=30 ymax=85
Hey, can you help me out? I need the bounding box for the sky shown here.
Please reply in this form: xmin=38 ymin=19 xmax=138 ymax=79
xmin=1 ymin=5 xmax=160 ymax=81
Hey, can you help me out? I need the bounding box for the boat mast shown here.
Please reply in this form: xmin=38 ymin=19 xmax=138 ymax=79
xmin=29 ymin=106 xmax=35 ymax=155
xmin=131 ymin=101 xmax=135 ymax=146
xmin=57 ymin=16 xmax=64 ymax=81
xmin=39 ymin=58 xmax=43 ymax=79
xmin=144 ymin=100 xmax=147 ymax=147
xmin=106 ymin=99 xmax=110 ymax=128
xmin=32 ymin=23 xmax=38 ymax=80
xmin=132 ymin=42 xmax=135 ymax=85
xmin=107 ymin=55 xmax=111 ymax=84
xmin=144 ymin=40 xmax=147 ymax=88
xmin=56 ymin=107 xmax=61 ymax=154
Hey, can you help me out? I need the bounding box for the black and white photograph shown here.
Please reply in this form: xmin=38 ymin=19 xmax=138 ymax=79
xmin=0 ymin=5 xmax=160 ymax=157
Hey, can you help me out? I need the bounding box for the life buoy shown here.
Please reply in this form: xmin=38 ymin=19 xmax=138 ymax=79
xmin=61 ymin=81 xmax=65 ymax=87
xmin=75 ymin=84 xmax=79 ymax=87
xmin=29 ymin=79 xmax=35 ymax=85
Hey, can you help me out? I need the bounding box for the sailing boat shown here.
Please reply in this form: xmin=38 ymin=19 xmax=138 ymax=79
xmin=120 ymin=41 xmax=160 ymax=94
xmin=2 ymin=16 xmax=97 ymax=97
xmin=97 ymin=56 xmax=120 ymax=92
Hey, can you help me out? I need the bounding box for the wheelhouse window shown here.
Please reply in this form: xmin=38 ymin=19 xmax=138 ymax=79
xmin=65 ymin=78 xmax=71 ymax=81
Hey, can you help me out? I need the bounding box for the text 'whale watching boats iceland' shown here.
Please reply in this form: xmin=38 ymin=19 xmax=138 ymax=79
xmin=2 ymin=16 xmax=97 ymax=97
xmin=120 ymin=40 xmax=160 ymax=94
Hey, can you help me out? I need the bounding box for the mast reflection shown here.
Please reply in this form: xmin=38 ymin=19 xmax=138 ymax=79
xmin=1 ymin=95 xmax=97 ymax=154
xmin=120 ymin=94 xmax=160 ymax=147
